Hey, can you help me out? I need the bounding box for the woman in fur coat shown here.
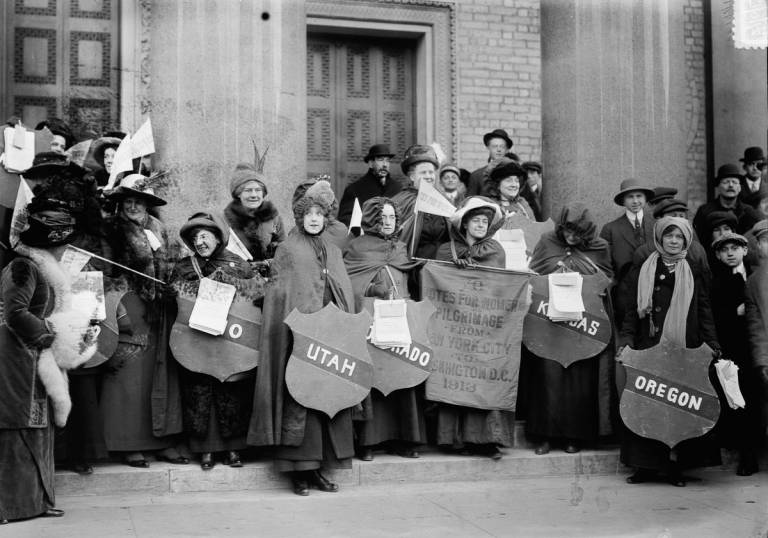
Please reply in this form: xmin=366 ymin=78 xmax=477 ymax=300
xmin=0 ymin=198 xmax=99 ymax=523
xmin=223 ymin=163 xmax=286 ymax=270
xmin=100 ymin=174 xmax=185 ymax=468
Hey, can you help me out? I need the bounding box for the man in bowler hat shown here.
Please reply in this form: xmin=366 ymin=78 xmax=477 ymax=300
xmin=739 ymin=147 xmax=768 ymax=209
xmin=466 ymin=129 xmax=514 ymax=196
xmin=693 ymin=163 xmax=761 ymax=237
xmin=337 ymin=144 xmax=402 ymax=226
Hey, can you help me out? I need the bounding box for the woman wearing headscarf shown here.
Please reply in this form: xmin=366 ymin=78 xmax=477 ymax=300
xmin=343 ymin=197 xmax=424 ymax=460
xmin=618 ymin=216 xmax=721 ymax=487
xmin=100 ymin=174 xmax=185 ymax=468
xmin=433 ymin=197 xmax=510 ymax=459
xmin=247 ymin=191 xmax=356 ymax=496
xmin=0 ymin=196 xmax=99 ymax=523
xmin=520 ymin=205 xmax=615 ymax=456
xmin=223 ymin=162 xmax=286 ymax=274
xmin=484 ymin=159 xmax=534 ymax=222
xmin=171 ymin=212 xmax=263 ymax=470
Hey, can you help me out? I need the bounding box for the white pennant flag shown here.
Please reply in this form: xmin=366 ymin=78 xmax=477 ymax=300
xmin=414 ymin=179 xmax=456 ymax=218
xmin=9 ymin=177 xmax=34 ymax=248
xmin=348 ymin=198 xmax=364 ymax=235
xmin=130 ymin=118 xmax=155 ymax=158
xmin=226 ymin=227 xmax=253 ymax=261
xmin=106 ymin=133 xmax=134 ymax=189
xmin=66 ymin=139 xmax=93 ymax=168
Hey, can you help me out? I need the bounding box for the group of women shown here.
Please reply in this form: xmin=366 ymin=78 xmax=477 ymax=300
xmin=1 ymin=136 xmax=766 ymax=523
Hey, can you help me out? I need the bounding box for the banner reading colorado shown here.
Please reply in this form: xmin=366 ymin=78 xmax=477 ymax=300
xmin=421 ymin=262 xmax=531 ymax=411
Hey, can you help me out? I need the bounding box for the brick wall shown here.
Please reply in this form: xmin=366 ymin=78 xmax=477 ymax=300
xmin=683 ymin=0 xmax=708 ymax=209
xmin=455 ymin=0 xmax=542 ymax=171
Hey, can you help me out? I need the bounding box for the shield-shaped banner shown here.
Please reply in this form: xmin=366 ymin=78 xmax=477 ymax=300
xmin=170 ymin=275 xmax=263 ymax=382
xmin=363 ymin=298 xmax=435 ymax=396
xmin=499 ymin=214 xmax=555 ymax=255
xmin=79 ymin=289 xmax=126 ymax=370
xmin=285 ymin=303 xmax=373 ymax=418
xmin=522 ymin=272 xmax=612 ymax=366
xmin=619 ymin=341 xmax=721 ymax=448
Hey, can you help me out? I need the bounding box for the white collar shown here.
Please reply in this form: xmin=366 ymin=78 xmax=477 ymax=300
xmin=625 ymin=209 xmax=644 ymax=223
xmin=733 ymin=262 xmax=747 ymax=281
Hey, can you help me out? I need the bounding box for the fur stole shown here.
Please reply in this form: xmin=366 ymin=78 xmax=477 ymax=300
xmin=224 ymin=200 xmax=283 ymax=260
xmin=111 ymin=214 xmax=169 ymax=301
xmin=14 ymin=243 xmax=99 ymax=427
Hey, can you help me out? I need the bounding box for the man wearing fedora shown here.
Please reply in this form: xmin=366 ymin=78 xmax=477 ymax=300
xmin=693 ymin=164 xmax=761 ymax=238
xmin=739 ymin=147 xmax=768 ymax=209
xmin=466 ymin=129 xmax=514 ymax=196
xmin=600 ymin=179 xmax=656 ymax=326
xmin=337 ymin=144 xmax=402 ymax=227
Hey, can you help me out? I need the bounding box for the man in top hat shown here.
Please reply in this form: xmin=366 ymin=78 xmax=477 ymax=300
xmin=693 ymin=163 xmax=761 ymax=239
xmin=337 ymin=144 xmax=402 ymax=226
xmin=600 ymin=179 xmax=656 ymax=325
xmin=739 ymin=147 xmax=768 ymax=209
xmin=466 ymin=129 xmax=514 ymax=196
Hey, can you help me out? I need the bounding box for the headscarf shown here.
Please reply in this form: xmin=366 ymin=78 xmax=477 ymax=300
xmin=360 ymin=196 xmax=401 ymax=238
xmin=636 ymin=216 xmax=695 ymax=345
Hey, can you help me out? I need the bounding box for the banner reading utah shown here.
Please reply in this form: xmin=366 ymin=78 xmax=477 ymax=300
xmin=421 ymin=262 xmax=530 ymax=410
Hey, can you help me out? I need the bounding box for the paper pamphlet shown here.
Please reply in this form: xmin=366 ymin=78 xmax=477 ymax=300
xmin=9 ymin=177 xmax=34 ymax=248
xmin=60 ymin=246 xmax=92 ymax=276
xmin=144 ymin=229 xmax=162 ymax=251
xmin=370 ymin=298 xmax=412 ymax=348
xmin=715 ymin=359 xmax=746 ymax=409
xmin=495 ymin=228 xmax=528 ymax=270
xmin=188 ymin=277 xmax=236 ymax=336
xmin=71 ymin=271 xmax=106 ymax=321
xmin=547 ymin=272 xmax=584 ymax=321
xmin=2 ymin=127 xmax=35 ymax=173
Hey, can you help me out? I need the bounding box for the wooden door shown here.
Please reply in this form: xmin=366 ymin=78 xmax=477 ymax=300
xmin=307 ymin=35 xmax=415 ymax=197
xmin=3 ymin=0 xmax=120 ymax=136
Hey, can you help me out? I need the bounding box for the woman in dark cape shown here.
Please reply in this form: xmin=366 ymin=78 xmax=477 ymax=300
xmin=171 ymin=212 xmax=262 ymax=470
xmin=434 ymin=197 xmax=511 ymax=458
xmin=247 ymin=192 xmax=356 ymax=496
xmin=521 ymin=204 xmax=616 ymax=455
xmin=343 ymin=197 xmax=425 ymax=460
xmin=618 ymin=217 xmax=722 ymax=486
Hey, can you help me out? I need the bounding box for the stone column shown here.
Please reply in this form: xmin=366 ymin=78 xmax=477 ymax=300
xmin=145 ymin=0 xmax=306 ymax=231
xmin=540 ymin=0 xmax=689 ymax=226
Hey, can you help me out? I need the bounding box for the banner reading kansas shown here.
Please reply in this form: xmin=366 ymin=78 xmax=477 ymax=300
xmin=421 ymin=262 xmax=530 ymax=410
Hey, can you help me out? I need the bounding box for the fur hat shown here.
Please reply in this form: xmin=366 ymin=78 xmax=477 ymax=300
xmin=306 ymin=179 xmax=336 ymax=208
xmin=400 ymin=144 xmax=439 ymax=175
xmin=293 ymin=194 xmax=331 ymax=228
xmin=230 ymin=163 xmax=268 ymax=198
xmin=179 ymin=212 xmax=225 ymax=252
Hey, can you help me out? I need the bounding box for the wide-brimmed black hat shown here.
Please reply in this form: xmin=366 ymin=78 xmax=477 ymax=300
xmin=400 ymin=144 xmax=439 ymax=175
xmin=652 ymin=198 xmax=688 ymax=219
xmin=91 ymin=136 xmax=122 ymax=166
xmin=363 ymin=144 xmax=395 ymax=163
xmin=613 ymin=178 xmax=654 ymax=205
xmin=739 ymin=147 xmax=765 ymax=164
xmin=23 ymin=151 xmax=87 ymax=180
xmin=489 ymin=159 xmax=526 ymax=183
xmin=482 ymin=129 xmax=513 ymax=148
xmin=716 ymin=163 xmax=742 ymax=182
xmin=108 ymin=173 xmax=167 ymax=207
xmin=19 ymin=200 xmax=78 ymax=248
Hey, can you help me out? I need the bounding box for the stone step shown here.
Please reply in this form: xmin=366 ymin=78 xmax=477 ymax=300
xmin=56 ymin=448 xmax=624 ymax=497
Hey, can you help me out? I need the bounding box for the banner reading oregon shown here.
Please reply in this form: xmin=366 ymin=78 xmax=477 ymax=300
xmin=421 ymin=262 xmax=531 ymax=410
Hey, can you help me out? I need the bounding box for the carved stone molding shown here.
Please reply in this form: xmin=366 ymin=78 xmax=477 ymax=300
xmin=306 ymin=0 xmax=458 ymax=158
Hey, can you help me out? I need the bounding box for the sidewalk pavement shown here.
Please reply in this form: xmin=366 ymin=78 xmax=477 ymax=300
xmin=3 ymin=469 xmax=766 ymax=538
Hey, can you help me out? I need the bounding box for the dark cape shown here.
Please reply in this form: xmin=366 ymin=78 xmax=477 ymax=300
xmin=223 ymin=200 xmax=286 ymax=261
xmin=337 ymin=170 xmax=403 ymax=226
xmin=435 ymin=223 xmax=507 ymax=268
xmin=343 ymin=198 xmax=426 ymax=447
xmin=247 ymin=230 xmax=356 ymax=469
xmin=745 ymin=265 xmax=768 ymax=435
xmin=521 ymin=206 xmax=617 ymax=443
xmin=170 ymin=236 xmax=259 ymax=452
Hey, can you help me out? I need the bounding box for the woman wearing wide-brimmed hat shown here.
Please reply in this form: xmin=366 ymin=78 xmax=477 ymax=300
xmin=484 ymin=158 xmax=534 ymax=222
xmin=100 ymin=174 xmax=186 ymax=468
xmin=88 ymin=136 xmax=122 ymax=187
xmin=0 ymin=195 xmax=99 ymax=524
xmin=433 ymin=197 xmax=510 ymax=459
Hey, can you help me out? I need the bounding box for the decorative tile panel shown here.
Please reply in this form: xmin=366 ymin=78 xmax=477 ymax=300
xmin=307 ymin=43 xmax=330 ymax=98
xmin=15 ymin=0 xmax=56 ymax=16
xmin=69 ymin=98 xmax=112 ymax=133
xmin=14 ymin=28 xmax=57 ymax=84
xmin=14 ymin=96 xmax=57 ymax=125
xmin=70 ymin=31 xmax=111 ymax=87
xmin=346 ymin=110 xmax=371 ymax=161
xmin=71 ymin=0 xmax=111 ymax=20
xmin=307 ymin=108 xmax=331 ymax=161
xmin=382 ymin=50 xmax=406 ymax=101
xmin=346 ymin=47 xmax=370 ymax=98
xmin=383 ymin=111 xmax=407 ymax=158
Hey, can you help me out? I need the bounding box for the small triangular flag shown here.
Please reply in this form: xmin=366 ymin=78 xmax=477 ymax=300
xmin=106 ymin=133 xmax=133 ymax=189
xmin=349 ymin=198 xmax=364 ymax=235
xmin=414 ymin=179 xmax=456 ymax=217
xmin=131 ymin=118 xmax=155 ymax=158
xmin=10 ymin=177 xmax=34 ymax=248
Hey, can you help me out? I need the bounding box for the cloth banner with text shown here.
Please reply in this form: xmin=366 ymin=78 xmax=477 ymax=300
xmin=421 ymin=262 xmax=530 ymax=410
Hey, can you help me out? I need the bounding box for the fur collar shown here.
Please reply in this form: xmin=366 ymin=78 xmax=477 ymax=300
xmin=225 ymin=200 xmax=279 ymax=226
xmin=14 ymin=243 xmax=71 ymax=310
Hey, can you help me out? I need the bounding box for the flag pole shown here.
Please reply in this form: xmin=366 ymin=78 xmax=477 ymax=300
xmin=70 ymin=245 xmax=166 ymax=284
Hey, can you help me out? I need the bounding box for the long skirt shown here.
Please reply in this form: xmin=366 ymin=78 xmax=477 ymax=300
xmin=275 ymin=409 xmax=353 ymax=472
xmin=357 ymin=388 xmax=426 ymax=447
xmin=55 ymin=373 xmax=107 ymax=462
xmin=101 ymin=293 xmax=170 ymax=452
xmin=188 ymin=411 xmax=246 ymax=453
xmin=523 ymin=353 xmax=599 ymax=442
xmin=434 ymin=405 xmax=513 ymax=447
xmin=0 ymin=423 xmax=55 ymax=521
xmin=620 ymin=427 xmax=722 ymax=472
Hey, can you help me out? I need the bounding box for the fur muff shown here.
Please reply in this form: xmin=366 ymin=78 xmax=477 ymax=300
xmin=14 ymin=244 xmax=99 ymax=427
